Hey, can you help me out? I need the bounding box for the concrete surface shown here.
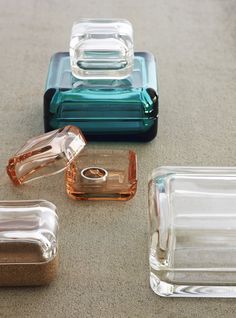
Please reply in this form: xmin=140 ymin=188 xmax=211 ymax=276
xmin=0 ymin=0 xmax=236 ymax=317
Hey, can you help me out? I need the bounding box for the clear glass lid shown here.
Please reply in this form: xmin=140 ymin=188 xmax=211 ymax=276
xmin=70 ymin=19 xmax=134 ymax=79
xmin=0 ymin=200 xmax=58 ymax=264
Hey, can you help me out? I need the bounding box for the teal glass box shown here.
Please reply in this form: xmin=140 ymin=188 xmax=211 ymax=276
xmin=44 ymin=52 xmax=159 ymax=141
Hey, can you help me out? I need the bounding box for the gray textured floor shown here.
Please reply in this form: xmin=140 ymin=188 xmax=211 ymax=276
xmin=0 ymin=0 xmax=236 ymax=317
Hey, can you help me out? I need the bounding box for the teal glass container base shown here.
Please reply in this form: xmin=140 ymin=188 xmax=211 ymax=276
xmin=44 ymin=52 xmax=158 ymax=142
xmin=149 ymin=167 xmax=236 ymax=298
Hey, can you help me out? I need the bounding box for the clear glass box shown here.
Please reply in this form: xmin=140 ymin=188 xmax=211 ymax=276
xmin=70 ymin=19 xmax=134 ymax=79
xmin=149 ymin=166 xmax=236 ymax=297
xmin=0 ymin=200 xmax=58 ymax=286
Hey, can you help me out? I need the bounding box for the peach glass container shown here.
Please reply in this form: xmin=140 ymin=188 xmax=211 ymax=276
xmin=6 ymin=125 xmax=137 ymax=201
xmin=7 ymin=126 xmax=86 ymax=185
xmin=66 ymin=149 xmax=137 ymax=200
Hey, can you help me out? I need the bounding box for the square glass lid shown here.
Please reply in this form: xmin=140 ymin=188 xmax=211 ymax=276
xmin=148 ymin=167 xmax=236 ymax=297
xmin=70 ymin=19 xmax=134 ymax=79
xmin=7 ymin=126 xmax=86 ymax=185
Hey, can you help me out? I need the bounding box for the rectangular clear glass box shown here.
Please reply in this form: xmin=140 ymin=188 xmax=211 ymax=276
xmin=148 ymin=167 xmax=236 ymax=297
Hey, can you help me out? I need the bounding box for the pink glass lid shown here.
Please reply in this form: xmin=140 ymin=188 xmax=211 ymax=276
xmin=7 ymin=126 xmax=87 ymax=185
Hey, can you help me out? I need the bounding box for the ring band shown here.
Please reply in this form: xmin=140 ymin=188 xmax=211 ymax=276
xmin=80 ymin=167 xmax=108 ymax=183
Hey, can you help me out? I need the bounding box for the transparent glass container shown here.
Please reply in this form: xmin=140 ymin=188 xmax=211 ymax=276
xmin=66 ymin=149 xmax=137 ymax=200
xmin=44 ymin=52 xmax=158 ymax=141
xmin=0 ymin=200 xmax=58 ymax=286
xmin=149 ymin=166 xmax=236 ymax=297
xmin=70 ymin=19 xmax=134 ymax=79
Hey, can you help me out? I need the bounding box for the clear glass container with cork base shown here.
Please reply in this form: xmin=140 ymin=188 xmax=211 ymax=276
xmin=0 ymin=200 xmax=58 ymax=286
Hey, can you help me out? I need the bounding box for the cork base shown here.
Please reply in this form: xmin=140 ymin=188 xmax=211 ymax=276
xmin=0 ymin=242 xmax=58 ymax=286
